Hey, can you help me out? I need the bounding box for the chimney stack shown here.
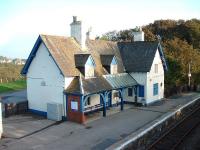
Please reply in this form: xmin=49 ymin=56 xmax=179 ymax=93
xmin=70 ymin=16 xmax=86 ymax=49
xmin=132 ymin=27 xmax=144 ymax=41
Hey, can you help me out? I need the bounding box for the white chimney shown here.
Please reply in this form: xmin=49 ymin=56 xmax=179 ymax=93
xmin=70 ymin=16 xmax=86 ymax=49
xmin=132 ymin=27 xmax=144 ymax=41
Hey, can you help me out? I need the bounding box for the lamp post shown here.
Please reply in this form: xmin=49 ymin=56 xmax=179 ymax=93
xmin=188 ymin=62 xmax=192 ymax=88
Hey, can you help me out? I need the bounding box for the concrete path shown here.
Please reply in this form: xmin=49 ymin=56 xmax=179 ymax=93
xmin=0 ymin=92 xmax=200 ymax=150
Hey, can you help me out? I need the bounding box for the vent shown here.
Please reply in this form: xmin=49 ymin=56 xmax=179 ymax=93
xmin=47 ymin=102 xmax=63 ymax=121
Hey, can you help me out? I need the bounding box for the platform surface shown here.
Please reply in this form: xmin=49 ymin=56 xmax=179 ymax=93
xmin=0 ymin=92 xmax=200 ymax=150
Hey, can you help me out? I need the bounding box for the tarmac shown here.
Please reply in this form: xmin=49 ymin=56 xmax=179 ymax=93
xmin=0 ymin=91 xmax=200 ymax=150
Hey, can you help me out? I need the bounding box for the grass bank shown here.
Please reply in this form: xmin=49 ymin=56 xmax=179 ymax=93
xmin=0 ymin=80 xmax=26 ymax=93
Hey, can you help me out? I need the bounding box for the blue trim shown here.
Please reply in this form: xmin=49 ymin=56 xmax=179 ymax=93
xmin=65 ymin=92 xmax=82 ymax=96
xmin=66 ymin=94 xmax=68 ymax=117
xmin=153 ymin=83 xmax=159 ymax=96
xmin=85 ymin=55 xmax=96 ymax=67
xmin=158 ymin=43 xmax=168 ymax=72
xmin=29 ymin=109 xmax=47 ymax=117
xmin=80 ymin=95 xmax=84 ymax=112
xmin=21 ymin=35 xmax=64 ymax=76
xmin=62 ymin=116 xmax=67 ymax=121
xmin=138 ymin=85 xmax=144 ymax=97
xmin=111 ymin=56 xmax=117 ymax=65
xmin=21 ymin=36 xmax=42 ymax=75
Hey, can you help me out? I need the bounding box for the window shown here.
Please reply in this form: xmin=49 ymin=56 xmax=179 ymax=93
xmin=85 ymin=97 xmax=91 ymax=106
xmin=71 ymin=101 xmax=78 ymax=111
xmin=85 ymin=65 xmax=94 ymax=77
xmin=110 ymin=57 xmax=118 ymax=74
xmin=139 ymin=85 xmax=144 ymax=97
xmin=154 ymin=64 xmax=158 ymax=73
xmin=128 ymin=88 xmax=133 ymax=97
xmin=153 ymin=83 xmax=159 ymax=96
xmin=85 ymin=56 xmax=95 ymax=78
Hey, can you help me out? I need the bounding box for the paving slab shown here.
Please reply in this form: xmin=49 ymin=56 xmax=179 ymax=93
xmin=2 ymin=114 xmax=55 ymax=139
xmin=0 ymin=92 xmax=199 ymax=150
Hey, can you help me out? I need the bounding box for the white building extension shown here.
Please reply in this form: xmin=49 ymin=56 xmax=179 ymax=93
xmin=131 ymin=49 xmax=165 ymax=105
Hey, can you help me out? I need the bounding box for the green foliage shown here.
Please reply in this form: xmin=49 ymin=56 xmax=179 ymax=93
xmin=100 ymin=19 xmax=200 ymax=87
xmin=0 ymin=80 xmax=26 ymax=93
xmin=0 ymin=63 xmax=24 ymax=83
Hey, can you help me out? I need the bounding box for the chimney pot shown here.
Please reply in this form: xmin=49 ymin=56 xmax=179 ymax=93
xmin=73 ymin=16 xmax=77 ymax=22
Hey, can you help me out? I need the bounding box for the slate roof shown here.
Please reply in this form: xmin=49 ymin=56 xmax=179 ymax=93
xmin=74 ymin=54 xmax=90 ymax=67
xmin=100 ymin=54 xmax=114 ymax=66
xmin=65 ymin=76 xmax=112 ymax=95
xmin=22 ymin=34 xmax=167 ymax=95
xmin=103 ymin=73 xmax=137 ymax=89
xmin=66 ymin=73 xmax=137 ymax=95
xmin=118 ymin=41 xmax=159 ymax=72
xmin=22 ymin=35 xmax=125 ymax=77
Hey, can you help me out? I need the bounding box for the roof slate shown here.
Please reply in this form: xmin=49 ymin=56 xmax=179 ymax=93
xmin=22 ymin=34 xmax=167 ymax=95
xmin=65 ymin=76 xmax=112 ymax=95
xmin=100 ymin=54 xmax=114 ymax=66
xmin=118 ymin=41 xmax=159 ymax=72
xmin=74 ymin=54 xmax=90 ymax=67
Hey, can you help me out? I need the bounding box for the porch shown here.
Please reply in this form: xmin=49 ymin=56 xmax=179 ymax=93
xmin=65 ymin=73 xmax=139 ymax=124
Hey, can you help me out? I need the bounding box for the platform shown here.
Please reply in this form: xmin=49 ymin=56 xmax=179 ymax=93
xmin=0 ymin=92 xmax=200 ymax=150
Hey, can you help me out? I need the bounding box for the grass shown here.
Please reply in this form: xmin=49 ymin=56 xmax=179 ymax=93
xmin=0 ymin=80 xmax=26 ymax=93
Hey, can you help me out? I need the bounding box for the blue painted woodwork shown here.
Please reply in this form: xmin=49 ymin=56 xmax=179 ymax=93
xmin=153 ymin=83 xmax=159 ymax=95
xmin=85 ymin=55 xmax=96 ymax=66
xmin=29 ymin=109 xmax=47 ymax=117
xmin=138 ymin=85 xmax=144 ymax=97
xmin=111 ymin=56 xmax=117 ymax=65
xmin=21 ymin=35 xmax=64 ymax=76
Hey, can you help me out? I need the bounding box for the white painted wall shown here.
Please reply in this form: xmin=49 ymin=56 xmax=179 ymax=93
xmin=0 ymin=103 xmax=2 ymax=139
xmin=112 ymin=90 xmax=120 ymax=104
xmin=27 ymin=42 xmax=73 ymax=116
xmin=132 ymin=31 xmax=144 ymax=41
xmin=146 ymin=49 xmax=164 ymax=104
xmin=124 ymin=88 xmax=136 ymax=102
xmin=130 ymin=72 xmax=147 ymax=103
xmin=84 ymin=94 xmax=100 ymax=109
xmin=130 ymin=49 xmax=164 ymax=104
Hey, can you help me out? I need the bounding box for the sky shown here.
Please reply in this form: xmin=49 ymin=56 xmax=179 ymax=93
xmin=0 ymin=0 xmax=199 ymax=59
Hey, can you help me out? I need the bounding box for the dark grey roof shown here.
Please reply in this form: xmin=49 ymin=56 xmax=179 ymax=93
xmin=100 ymin=54 xmax=114 ymax=66
xmin=118 ymin=41 xmax=159 ymax=72
xmin=65 ymin=77 xmax=82 ymax=94
xmin=65 ymin=76 xmax=112 ymax=95
xmin=74 ymin=54 xmax=90 ymax=67
xmin=103 ymin=73 xmax=137 ymax=89
xmin=65 ymin=73 xmax=138 ymax=95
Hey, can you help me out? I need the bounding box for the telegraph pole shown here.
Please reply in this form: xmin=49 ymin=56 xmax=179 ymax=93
xmin=188 ymin=62 xmax=191 ymax=88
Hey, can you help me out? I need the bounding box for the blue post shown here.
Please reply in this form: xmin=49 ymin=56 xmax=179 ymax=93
xmin=100 ymin=93 xmax=106 ymax=117
xmin=108 ymin=91 xmax=112 ymax=107
xmin=80 ymin=95 xmax=84 ymax=112
xmin=134 ymin=86 xmax=138 ymax=104
xmin=120 ymin=89 xmax=124 ymax=111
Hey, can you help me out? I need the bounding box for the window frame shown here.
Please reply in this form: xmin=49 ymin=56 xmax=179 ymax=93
xmin=128 ymin=88 xmax=133 ymax=97
xmin=153 ymin=83 xmax=159 ymax=96
xmin=138 ymin=85 xmax=144 ymax=97
xmin=154 ymin=64 xmax=158 ymax=73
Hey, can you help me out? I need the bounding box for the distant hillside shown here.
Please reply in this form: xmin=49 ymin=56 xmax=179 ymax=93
xmin=0 ymin=56 xmax=25 ymax=83
xmin=0 ymin=56 xmax=26 ymax=65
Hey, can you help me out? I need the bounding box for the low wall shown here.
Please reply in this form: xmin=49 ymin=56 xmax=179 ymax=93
xmin=2 ymin=101 xmax=28 ymax=118
xmin=0 ymin=103 xmax=3 ymax=139
xmin=107 ymin=97 xmax=200 ymax=150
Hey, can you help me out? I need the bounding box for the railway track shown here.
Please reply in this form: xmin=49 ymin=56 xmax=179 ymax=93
xmin=147 ymin=106 xmax=200 ymax=150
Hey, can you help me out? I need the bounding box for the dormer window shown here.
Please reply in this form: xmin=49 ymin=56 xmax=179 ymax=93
xmin=75 ymin=54 xmax=95 ymax=78
xmin=85 ymin=55 xmax=95 ymax=77
xmin=100 ymin=55 xmax=118 ymax=74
